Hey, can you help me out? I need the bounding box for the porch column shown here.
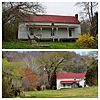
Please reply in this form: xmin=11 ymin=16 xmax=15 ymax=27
xmin=52 ymin=27 xmax=54 ymax=35
xmin=56 ymin=27 xmax=59 ymax=41
xmin=40 ymin=27 xmax=42 ymax=37
xmin=52 ymin=27 xmax=55 ymax=42
xmin=67 ymin=27 xmax=69 ymax=38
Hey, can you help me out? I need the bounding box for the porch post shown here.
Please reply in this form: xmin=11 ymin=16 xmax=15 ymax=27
xmin=56 ymin=27 xmax=59 ymax=41
xmin=52 ymin=27 xmax=54 ymax=35
xmin=40 ymin=27 xmax=42 ymax=37
xmin=67 ymin=27 xmax=69 ymax=38
xmin=52 ymin=27 xmax=55 ymax=42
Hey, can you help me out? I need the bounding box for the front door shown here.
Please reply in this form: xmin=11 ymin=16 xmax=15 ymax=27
xmin=69 ymin=28 xmax=74 ymax=38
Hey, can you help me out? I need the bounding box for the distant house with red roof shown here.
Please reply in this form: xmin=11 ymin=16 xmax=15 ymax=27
xmin=18 ymin=14 xmax=81 ymax=41
xmin=56 ymin=73 xmax=85 ymax=89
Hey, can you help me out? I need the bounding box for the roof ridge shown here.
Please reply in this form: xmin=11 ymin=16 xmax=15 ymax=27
xmin=57 ymin=72 xmax=85 ymax=74
xmin=33 ymin=14 xmax=75 ymax=17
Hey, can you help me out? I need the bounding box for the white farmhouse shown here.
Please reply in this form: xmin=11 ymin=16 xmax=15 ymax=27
xmin=18 ymin=14 xmax=81 ymax=41
xmin=56 ymin=73 xmax=85 ymax=90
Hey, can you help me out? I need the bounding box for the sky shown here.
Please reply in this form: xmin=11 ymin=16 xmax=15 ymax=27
xmin=42 ymin=2 xmax=82 ymax=18
xmin=41 ymin=2 xmax=98 ymax=20
xmin=75 ymin=51 xmax=89 ymax=55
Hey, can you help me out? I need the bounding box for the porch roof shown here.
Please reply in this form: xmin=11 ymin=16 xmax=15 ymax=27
xmin=60 ymin=80 xmax=79 ymax=84
xmin=27 ymin=25 xmax=78 ymax=28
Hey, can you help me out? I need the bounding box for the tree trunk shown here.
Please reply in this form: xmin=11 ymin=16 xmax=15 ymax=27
xmin=90 ymin=2 xmax=94 ymax=20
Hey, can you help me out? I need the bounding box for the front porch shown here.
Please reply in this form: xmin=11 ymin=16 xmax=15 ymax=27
xmin=60 ymin=80 xmax=79 ymax=89
xmin=27 ymin=24 xmax=77 ymax=42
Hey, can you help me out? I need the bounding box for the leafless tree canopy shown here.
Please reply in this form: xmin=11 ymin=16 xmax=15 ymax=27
xmin=75 ymin=2 xmax=98 ymax=22
xmin=2 ymin=2 xmax=45 ymax=24
xmin=75 ymin=2 xmax=98 ymax=35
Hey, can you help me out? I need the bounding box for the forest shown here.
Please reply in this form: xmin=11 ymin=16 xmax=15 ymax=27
xmin=2 ymin=51 xmax=98 ymax=97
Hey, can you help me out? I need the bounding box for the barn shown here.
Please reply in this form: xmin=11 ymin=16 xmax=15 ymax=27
xmin=18 ymin=14 xmax=81 ymax=41
xmin=56 ymin=73 xmax=86 ymax=90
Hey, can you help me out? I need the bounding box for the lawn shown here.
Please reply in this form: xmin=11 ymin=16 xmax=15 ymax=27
xmin=3 ymin=40 xmax=84 ymax=49
xmin=22 ymin=86 xmax=98 ymax=98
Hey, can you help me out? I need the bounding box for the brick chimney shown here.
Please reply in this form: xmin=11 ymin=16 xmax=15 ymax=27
xmin=75 ymin=14 xmax=78 ymax=20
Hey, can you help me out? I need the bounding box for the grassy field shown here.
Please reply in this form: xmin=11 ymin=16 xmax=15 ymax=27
xmin=22 ymin=86 xmax=98 ymax=98
xmin=3 ymin=40 xmax=84 ymax=49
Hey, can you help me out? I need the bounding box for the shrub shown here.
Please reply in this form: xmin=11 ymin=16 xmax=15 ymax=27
xmin=76 ymin=33 xmax=97 ymax=48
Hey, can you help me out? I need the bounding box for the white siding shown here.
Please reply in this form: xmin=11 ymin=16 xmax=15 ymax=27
xmin=79 ymin=79 xmax=85 ymax=87
xmin=73 ymin=26 xmax=81 ymax=38
xmin=58 ymin=28 xmax=68 ymax=38
xmin=41 ymin=28 xmax=51 ymax=38
xmin=18 ymin=23 xmax=30 ymax=39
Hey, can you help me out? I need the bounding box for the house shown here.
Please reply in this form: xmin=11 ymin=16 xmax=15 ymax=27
xmin=56 ymin=73 xmax=85 ymax=90
xmin=18 ymin=14 xmax=81 ymax=41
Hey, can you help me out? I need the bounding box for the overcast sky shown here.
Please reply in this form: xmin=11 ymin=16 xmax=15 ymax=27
xmin=41 ymin=2 xmax=98 ymax=20
xmin=42 ymin=2 xmax=82 ymax=18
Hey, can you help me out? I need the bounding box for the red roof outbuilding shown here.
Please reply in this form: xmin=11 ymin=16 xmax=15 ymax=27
xmin=56 ymin=73 xmax=85 ymax=79
xmin=24 ymin=14 xmax=80 ymax=24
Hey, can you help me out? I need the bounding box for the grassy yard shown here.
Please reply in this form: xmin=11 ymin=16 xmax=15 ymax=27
xmin=2 ymin=40 xmax=84 ymax=49
xmin=22 ymin=86 xmax=98 ymax=98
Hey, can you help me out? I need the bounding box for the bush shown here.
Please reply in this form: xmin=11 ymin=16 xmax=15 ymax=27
xmin=76 ymin=33 xmax=97 ymax=48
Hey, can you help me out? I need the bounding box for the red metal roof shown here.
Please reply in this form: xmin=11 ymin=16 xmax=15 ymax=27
xmin=60 ymin=80 xmax=79 ymax=84
xmin=25 ymin=14 xmax=80 ymax=24
xmin=56 ymin=73 xmax=85 ymax=79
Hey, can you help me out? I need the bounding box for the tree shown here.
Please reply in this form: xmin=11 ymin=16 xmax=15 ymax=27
xmin=36 ymin=52 xmax=74 ymax=89
xmin=2 ymin=58 xmax=24 ymax=97
xmin=85 ymin=51 xmax=98 ymax=86
xmin=21 ymin=67 xmax=37 ymax=91
xmin=90 ymin=12 xmax=98 ymax=36
xmin=62 ymin=55 xmax=87 ymax=73
xmin=75 ymin=2 xmax=98 ymax=35
xmin=2 ymin=2 xmax=45 ymax=41
xmin=86 ymin=66 xmax=98 ymax=86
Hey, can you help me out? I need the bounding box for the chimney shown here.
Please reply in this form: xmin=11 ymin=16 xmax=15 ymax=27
xmin=75 ymin=14 xmax=78 ymax=20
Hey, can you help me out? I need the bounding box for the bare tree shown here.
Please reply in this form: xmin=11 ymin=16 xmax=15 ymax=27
xmin=75 ymin=2 xmax=98 ymax=35
xmin=75 ymin=2 xmax=98 ymax=23
xmin=2 ymin=2 xmax=45 ymax=24
xmin=2 ymin=2 xmax=45 ymax=41
xmin=36 ymin=52 xmax=74 ymax=89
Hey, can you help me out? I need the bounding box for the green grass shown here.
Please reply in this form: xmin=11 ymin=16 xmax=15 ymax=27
xmin=2 ymin=40 xmax=84 ymax=49
xmin=22 ymin=86 xmax=98 ymax=98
